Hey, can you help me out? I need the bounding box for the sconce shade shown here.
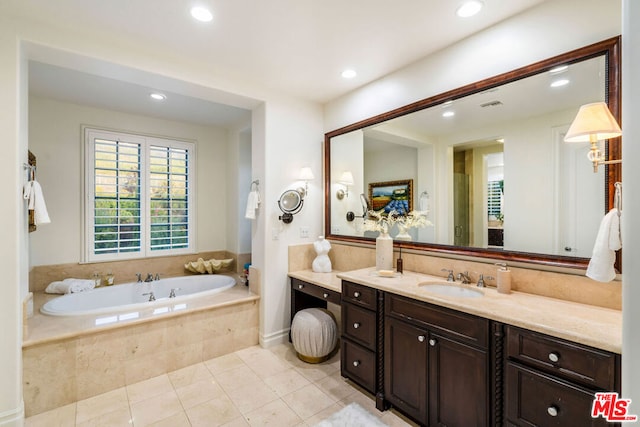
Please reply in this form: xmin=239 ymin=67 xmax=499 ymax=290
xmin=299 ymin=167 xmax=315 ymax=181
xmin=339 ymin=171 xmax=354 ymax=185
xmin=564 ymin=102 xmax=622 ymax=143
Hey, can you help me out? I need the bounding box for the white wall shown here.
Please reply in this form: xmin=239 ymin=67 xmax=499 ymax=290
xmin=28 ymin=96 xmax=235 ymax=266
xmin=622 ymin=0 xmax=640 ymax=413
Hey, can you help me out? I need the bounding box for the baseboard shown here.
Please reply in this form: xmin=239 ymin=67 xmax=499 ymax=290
xmin=0 ymin=401 xmax=24 ymax=426
xmin=259 ymin=327 xmax=290 ymax=348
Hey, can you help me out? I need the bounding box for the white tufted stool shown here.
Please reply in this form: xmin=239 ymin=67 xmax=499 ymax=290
xmin=291 ymin=308 xmax=338 ymax=363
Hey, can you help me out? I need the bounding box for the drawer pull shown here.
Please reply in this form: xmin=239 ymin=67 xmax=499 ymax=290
xmin=548 ymin=352 xmax=560 ymax=363
xmin=354 ymin=291 xmax=361 ymax=298
xmin=353 ymin=322 xmax=361 ymax=329
xmin=298 ymin=284 xmax=304 ymax=289
xmin=418 ymin=335 xmax=425 ymax=342
xmin=547 ymin=405 xmax=559 ymax=417
xmin=353 ymin=360 xmax=360 ymax=367
xmin=429 ymin=339 xmax=436 ymax=346
xmin=323 ymin=293 xmax=329 ymax=299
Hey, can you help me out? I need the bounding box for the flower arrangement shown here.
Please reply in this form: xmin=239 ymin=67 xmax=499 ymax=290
xmin=363 ymin=209 xmax=432 ymax=235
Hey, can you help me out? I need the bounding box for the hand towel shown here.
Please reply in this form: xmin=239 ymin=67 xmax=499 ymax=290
xmin=23 ymin=180 xmax=51 ymax=224
xmin=245 ymin=190 xmax=261 ymax=219
xmin=586 ymin=208 xmax=621 ymax=282
xmin=45 ymin=278 xmax=96 ymax=294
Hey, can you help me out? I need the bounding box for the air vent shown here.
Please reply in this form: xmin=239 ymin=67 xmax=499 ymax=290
xmin=480 ymin=100 xmax=503 ymax=108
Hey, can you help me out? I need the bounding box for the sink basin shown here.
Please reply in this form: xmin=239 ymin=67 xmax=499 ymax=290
xmin=419 ymin=283 xmax=484 ymax=298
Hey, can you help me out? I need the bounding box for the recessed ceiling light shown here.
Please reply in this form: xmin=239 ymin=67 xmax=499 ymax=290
xmin=191 ymin=6 xmax=213 ymax=22
xmin=442 ymin=111 xmax=455 ymax=118
xmin=150 ymin=93 xmax=167 ymax=101
xmin=456 ymin=1 xmax=484 ymax=18
xmin=550 ymin=79 xmax=570 ymax=88
xmin=341 ymin=69 xmax=357 ymax=79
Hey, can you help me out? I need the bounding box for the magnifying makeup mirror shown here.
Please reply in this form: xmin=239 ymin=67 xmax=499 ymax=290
xmin=278 ymin=189 xmax=305 ymax=223
xmin=346 ymin=193 xmax=370 ymax=222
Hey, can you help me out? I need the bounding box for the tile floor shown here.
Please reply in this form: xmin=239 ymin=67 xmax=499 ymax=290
xmin=25 ymin=343 xmax=418 ymax=427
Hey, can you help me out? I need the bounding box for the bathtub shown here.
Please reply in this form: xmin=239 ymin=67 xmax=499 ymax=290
xmin=40 ymin=274 xmax=237 ymax=317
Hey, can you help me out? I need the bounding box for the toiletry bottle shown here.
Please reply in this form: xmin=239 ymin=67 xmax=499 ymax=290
xmin=92 ymin=272 xmax=101 ymax=288
xmin=495 ymin=263 xmax=511 ymax=294
xmin=104 ymin=271 xmax=114 ymax=286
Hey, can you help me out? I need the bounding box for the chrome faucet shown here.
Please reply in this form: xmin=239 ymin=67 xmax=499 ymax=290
xmin=169 ymin=287 xmax=181 ymax=298
xmin=441 ymin=269 xmax=455 ymax=282
xmin=142 ymin=292 xmax=155 ymax=301
xmin=136 ymin=273 xmax=143 ymax=283
xmin=144 ymin=273 xmax=154 ymax=282
xmin=457 ymin=271 xmax=471 ymax=284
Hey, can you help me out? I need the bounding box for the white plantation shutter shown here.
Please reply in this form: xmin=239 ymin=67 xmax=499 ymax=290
xmin=85 ymin=128 xmax=195 ymax=262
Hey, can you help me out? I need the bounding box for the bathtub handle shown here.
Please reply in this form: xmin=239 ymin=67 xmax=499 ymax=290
xmin=169 ymin=288 xmax=181 ymax=298
xmin=142 ymin=292 xmax=156 ymax=302
xmin=136 ymin=273 xmax=143 ymax=283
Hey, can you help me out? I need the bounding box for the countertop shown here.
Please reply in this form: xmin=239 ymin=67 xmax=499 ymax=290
xmin=289 ymin=268 xmax=622 ymax=354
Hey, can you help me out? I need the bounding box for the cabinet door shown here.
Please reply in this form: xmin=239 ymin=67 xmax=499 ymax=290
xmin=429 ymin=332 xmax=488 ymax=427
xmin=385 ymin=317 xmax=429 ymax=424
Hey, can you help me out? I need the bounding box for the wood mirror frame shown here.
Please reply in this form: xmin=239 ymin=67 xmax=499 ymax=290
xmin=324 ymin=36 xmax=621 ymax=270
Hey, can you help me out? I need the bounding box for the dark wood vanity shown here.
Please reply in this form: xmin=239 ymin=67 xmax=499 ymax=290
xmin=289 ymin=273 xmax=621 ymax=427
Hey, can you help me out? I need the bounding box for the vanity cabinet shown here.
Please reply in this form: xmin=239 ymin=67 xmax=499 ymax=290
xmin=505 ymin=325 xmax=621 ymax=427
xmin=340 ymin=281 xmax=385 ymax=408
xmin=384 ymin=293 xmax=491 ymax=426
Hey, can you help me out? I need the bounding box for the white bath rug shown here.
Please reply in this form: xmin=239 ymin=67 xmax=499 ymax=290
xmin=313 ymin=403 xmax=389 ymax=427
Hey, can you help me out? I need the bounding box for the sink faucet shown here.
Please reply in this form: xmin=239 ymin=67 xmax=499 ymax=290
xmin=457 ymin=271 xmax=471 ymax=284
xmin=441 ymin=269 xmax=455 ymax=282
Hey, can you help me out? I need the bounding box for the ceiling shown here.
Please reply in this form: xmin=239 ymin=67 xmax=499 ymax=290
xmin=5 ymin=0 xmax=551 ymax=127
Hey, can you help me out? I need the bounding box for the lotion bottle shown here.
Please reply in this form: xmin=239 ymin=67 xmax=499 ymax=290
xmin=495 ymin=262 xmax=511 ymax=294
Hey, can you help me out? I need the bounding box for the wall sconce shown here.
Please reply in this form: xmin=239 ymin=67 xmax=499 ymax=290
xmin=299 ymin=167 xmax=315 ymax=196
xmin=336 ymin=171 xmax=354 ymax=200
xmin=564 ymin=102 xmax=622 ymax=173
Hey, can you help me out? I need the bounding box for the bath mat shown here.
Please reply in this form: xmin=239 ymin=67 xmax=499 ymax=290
xmin=313 ymin=403 xmax=389 ymax=427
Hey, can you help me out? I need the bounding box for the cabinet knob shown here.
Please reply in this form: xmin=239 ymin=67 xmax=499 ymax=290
xmin=353 ymin=322 xmax=360 ymax=329
xmin=547 ymin=405 xmax=559 ymax=417
xmin=548 ymin=352 xmax=560 ymax=363
xmin=429 ymin=339 xmax=436 ymax=346
xmin=354 ymin=291 xmax=361 ymax=298
xmin=298 ymin=284 xmax=304 ymax=289
xmin=418 ymin=335 xmax=425 ymax=342
xmin=323 ymin=293 xmax=329 ymax=299
xmin=353 ymin=360 xmax=360 ymax=367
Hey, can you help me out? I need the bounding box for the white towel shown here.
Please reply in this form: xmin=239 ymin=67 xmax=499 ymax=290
xmin=45 ymin=278 xmax=96 ymax=294
xmin=245 ymin=190 xmax=261 ymax=219
xmin=586 ymin=208 xmax=621 ymax=282
xmin=23 ymin=180 xmax=51 ymax=224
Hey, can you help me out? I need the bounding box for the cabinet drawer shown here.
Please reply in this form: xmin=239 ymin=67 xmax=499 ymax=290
xmin=342 ymin=302 xmax=377 ymax=350
xmin=291 ymin=278 xmax=341 ymax=305
xmin=506 ymin=362 xmax=609 ymax=427
xmin=341 ymin=340 xmax=376 ymax=393
xmin=506 ymin=326 xmax=618 ymax=390
xmin=342 ymin=281 xmax=377 ymax=309
xmin=385 ymin=293 xmax=488 ymax=348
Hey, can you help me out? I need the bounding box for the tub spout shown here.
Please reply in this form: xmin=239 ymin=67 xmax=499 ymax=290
xmin=144 ymin=273 xmax=154 ymax=282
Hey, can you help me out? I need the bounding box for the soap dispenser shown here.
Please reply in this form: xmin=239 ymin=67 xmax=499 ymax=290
xmin=495 ymin=262 xmax=511 ymax=294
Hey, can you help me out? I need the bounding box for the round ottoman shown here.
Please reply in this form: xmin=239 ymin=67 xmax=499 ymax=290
xmin=291 ymin=308 xmax=338 ymax=363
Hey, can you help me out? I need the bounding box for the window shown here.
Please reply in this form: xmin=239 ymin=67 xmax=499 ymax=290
xmin=487 ymin=180 xmax=503 ymax=220
xmin=84 ymin=128 xmax=195 ymax=262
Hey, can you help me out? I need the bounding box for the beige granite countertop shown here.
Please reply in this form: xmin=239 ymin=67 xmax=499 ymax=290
xmin=290 ymin=268 xmax=621 ymax=354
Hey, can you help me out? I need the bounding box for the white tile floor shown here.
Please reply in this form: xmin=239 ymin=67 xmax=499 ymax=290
xmin=25 ymin=343 xmax=418 ymax=427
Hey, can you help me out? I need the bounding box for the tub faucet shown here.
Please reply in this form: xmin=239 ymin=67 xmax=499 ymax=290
xmin=457 ymin=271 xmax=471 ymax=284
xmin=144 ymin=273 xmax=154 ymax=282
xmin=154 ymin=273 xmax=161 ymax=281
xmin=136 ymin=273 xmax=143 ymax=283
xmin=169 ymin=288 xmax=181 ymax=298
xmin=142 ymin=292 xmax=155 ymax=301
xmin=441 ymin=269 xmax=455 ymax=282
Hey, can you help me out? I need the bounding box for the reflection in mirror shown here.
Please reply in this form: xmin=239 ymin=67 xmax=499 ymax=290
xmin=325 ymin=38 xmax=620 ymax=269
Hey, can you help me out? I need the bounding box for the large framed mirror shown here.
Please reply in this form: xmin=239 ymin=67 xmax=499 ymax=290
xmin=325 ymin=37 xmax=621 ymax=270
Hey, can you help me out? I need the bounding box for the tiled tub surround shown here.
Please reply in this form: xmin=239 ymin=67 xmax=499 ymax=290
xmin=24 ymin=280 xmax=259 ymax=417
xmin=29 ymin=250 xmax=251 ymax=293
xmin=289 ymin=242 xmax=622 ymax=311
